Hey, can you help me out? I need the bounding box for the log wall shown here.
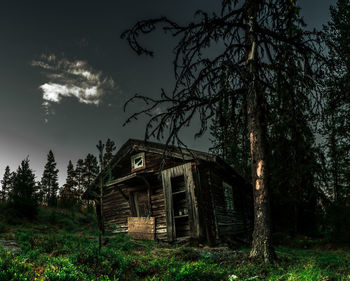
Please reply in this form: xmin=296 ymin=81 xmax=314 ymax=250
xmin=207 ymin=164 xmax=251 ymax=240
xmin=101 ymin=146 xmax=251 ymax=244
xmin=103 ymin=183 xmax=168 ymax=241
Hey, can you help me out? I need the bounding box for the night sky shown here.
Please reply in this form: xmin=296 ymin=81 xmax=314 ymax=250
xmin=0 ymin=1 xmax=333 ymax=185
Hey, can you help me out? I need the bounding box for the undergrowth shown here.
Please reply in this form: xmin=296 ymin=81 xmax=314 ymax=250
xmin=0 ymin=207 xmax=349 ymax=280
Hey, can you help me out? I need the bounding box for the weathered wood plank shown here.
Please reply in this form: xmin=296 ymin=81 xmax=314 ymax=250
xmin=127 ymin=217 xmax=155 ymax=240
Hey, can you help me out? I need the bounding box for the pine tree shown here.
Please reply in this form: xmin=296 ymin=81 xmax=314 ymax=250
xmin=83 ymin=154 xmax=99 ymax=190
xmin=59 ymin=160 xmax=77 ymax=207
xmin=322 ymin=0 xmax=350 ymax=202
xmin=1 ymin=166 xmax=12 ymax=201
xmin=82 ymin=154 xmax=98 ymax=209
xmin=41 ymin=150 xmax=59 ymax=207
xmin=8 ymin=158 xmax=38 ymax=218
xmin=75 ymin=159 xmax=85 ymax=199
xmin=264 ymin=4 xmax=321 ymax=235
xmin=104 ymin=139 xmax=116 ymax=167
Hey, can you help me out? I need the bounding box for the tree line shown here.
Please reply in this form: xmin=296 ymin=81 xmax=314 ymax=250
xmin=0 ymin=139 xmax=116 ymax=217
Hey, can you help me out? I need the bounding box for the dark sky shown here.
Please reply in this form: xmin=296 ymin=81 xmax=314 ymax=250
xmin=0 ymin=1 xmax=333 ymax=185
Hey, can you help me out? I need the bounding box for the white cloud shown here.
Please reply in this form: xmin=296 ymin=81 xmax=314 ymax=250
xmin=31 ymin=54 xmax=114 ymax=114
xmin=39 ymin=83 xmax=101 ymax=105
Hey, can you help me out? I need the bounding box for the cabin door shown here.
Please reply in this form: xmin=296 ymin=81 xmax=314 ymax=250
xmin=161 ymin=163 xmax=199 ymax=241
xmin=133 ymin=190 xmax=150 ymax=217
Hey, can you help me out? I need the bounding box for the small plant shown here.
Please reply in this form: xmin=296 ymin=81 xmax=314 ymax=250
xmin=44 ymin=257 xmax=81 ymax=281
xmin=169 ymin=261 xmax=227 ymax=281
xmin=0 ymin=250 xmax=35 ymax=280
xmin=15 ymin=230 xmax=34 ymax=253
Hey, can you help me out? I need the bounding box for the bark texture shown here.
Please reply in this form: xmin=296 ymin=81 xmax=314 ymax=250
xmin=246 ymin=0 xmax=275 ymax=263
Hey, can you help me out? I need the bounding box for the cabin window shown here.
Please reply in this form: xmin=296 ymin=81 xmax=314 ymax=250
xmin=131 ymin=152 xmax=145 ymax=171
xmin=223 ymin=182 xmax=234 ymax=212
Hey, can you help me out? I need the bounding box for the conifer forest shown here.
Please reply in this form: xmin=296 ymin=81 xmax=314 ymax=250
xmin=0 ymin=0 xmax=350 ymax=280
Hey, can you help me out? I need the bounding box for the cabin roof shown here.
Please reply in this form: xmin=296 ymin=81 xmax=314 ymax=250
xmin=106 ymin=138 xmax=237 ymax=174
xmin=83 ymin=138 xmax=243 ymax=199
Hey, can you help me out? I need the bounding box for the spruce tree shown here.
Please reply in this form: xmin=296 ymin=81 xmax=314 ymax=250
xmin=59 ymin=160 xmax=77 ymax=207
xmin=75 ymin=159 xmax=85 ymax=200
xmin=8 ymin=158 xmax=38 ymax=218
xmin=82 ymin=154 xmax=98 ymax=209
xmin=265 ymin=5 xmax=320 ymax=235
xmin=322 ymin=0 xmax=350 ymax=202
xmin=1 ymin=166 xmax=12 ymax=201
xmin=104 ymin=138 xmax=116 ymax=167
xmin=83 ymin=154 xmax=99 ymax=190
xmin=41 ymin=150 xmax=59 ymax=207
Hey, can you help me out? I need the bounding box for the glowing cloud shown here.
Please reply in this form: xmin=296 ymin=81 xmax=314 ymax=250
xmin=31 ymin=54 xmax=114 ymax=114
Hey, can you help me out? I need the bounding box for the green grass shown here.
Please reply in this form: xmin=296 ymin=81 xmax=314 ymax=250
xmin=0 ymin=206 xmax=349 ymax=280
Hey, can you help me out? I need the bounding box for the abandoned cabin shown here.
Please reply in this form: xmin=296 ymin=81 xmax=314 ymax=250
xmin=84 ymin=139 xmax=251 ymax=245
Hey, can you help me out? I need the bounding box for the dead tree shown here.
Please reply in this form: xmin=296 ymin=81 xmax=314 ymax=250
xmin=122 ymin=0 xmax=326 ymax=262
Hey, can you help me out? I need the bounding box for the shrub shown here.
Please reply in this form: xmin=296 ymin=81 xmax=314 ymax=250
xmin=56 ymin=217 xmax=76 ymax=232
xmin=44 ymin=257 xmax=82 ymax=281
xmin=40 ymin=233 xmax=58 ymax=253
xmin=15 ymin=230 xmax=34 ymax=253
xmin=0 ymin=250 xmax=34 ymax=281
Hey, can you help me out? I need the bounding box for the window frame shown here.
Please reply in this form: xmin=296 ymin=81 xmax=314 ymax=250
xmin=131 ymin=152 xmax=146 ymax=171
xmin=223 ymin=181 xmax=234 ymax=213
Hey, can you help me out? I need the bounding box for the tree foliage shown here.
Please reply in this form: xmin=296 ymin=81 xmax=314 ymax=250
xmin=83 ymin=154 xmax=99 ymax=189
xmin=104 ymin=138 xmax=116 ymax=168
xmin=59 ymin=160 xmax=78 ymax=208
xmin=75 ymin=159 xmax=85 ymax=198
xmin=322 ymin=0 xmax=350 ymax=203
xmin=40 ymin=150 xmax=59 ymax=207
xmin=0 ymin=166 xmax=12 ymax=202
xmin=8 ymin=158 xmax=38 ymax=218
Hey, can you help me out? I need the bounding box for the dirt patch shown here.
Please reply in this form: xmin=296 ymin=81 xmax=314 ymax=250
xmin=0 ymin=239 xmax=21 ymax=254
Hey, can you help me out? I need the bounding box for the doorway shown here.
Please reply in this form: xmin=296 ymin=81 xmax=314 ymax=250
xmin=133 ymin=190 xmax=150 ymax=217
xmin=171 ymin=175 xmax=190 ymax=238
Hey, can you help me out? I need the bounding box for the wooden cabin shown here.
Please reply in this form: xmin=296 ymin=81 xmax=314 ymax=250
xmin=84 ymin=139 xmax=252 ymax=245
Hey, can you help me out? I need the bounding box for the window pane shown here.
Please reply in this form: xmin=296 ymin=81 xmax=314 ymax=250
xmin=223 ymin=182 xmax=234 ymax=212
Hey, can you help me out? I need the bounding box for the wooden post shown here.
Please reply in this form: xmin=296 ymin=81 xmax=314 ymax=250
xmin=99 ymin=175 xmax=103 ymax=252
xmin=96 ymin=140 xmax=105 ymax=253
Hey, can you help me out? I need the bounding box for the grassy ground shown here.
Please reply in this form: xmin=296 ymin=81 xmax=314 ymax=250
xmin=0 ymin=206 xmax=349 ymax=280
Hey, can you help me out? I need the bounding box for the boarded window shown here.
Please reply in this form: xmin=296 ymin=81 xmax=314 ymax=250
xmin=223 ymin=182 xmax=234 ymax=212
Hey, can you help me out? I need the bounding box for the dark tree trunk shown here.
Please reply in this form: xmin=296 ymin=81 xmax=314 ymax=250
xmin=246 ymin=85 xmax=275 ymax=262
xmin=330 ymin=124 xmax=339 ymax=202
xmin=247 ymin=86 xmax=275 ymax=262
xmin=246 ymin=0 xmax=275 ymax=263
